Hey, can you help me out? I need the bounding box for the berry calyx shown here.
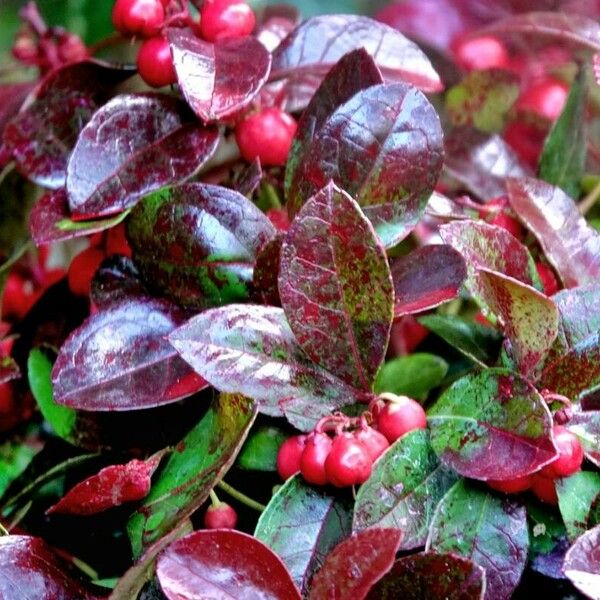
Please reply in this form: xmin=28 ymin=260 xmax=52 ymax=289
xmin=276 ymin=434 xmax=307 ymax=480
xmin=112 ymin=0 xmax=165 ymax=38
xmin=376 ymin=395 xmax=427 ymax=443
xmin=137 ymin=37 xmax=176 ymax=88
xmin=516 ymin=77 xmax=569 ymax=122
xmin=531 ymin=473 xmax=558 ymax=505
xmin=203 ymin=502 xmax=237 ymax=529
xmin=68 ymin=247 xmax=105 ymax=297
xmin=536 ymin=262 xmax=559 ymax=296
xmin=541 ymin=425 xmax=584 ymax=479
xmin=354 ymin=426 xmax=389 ymax=462
xmin=325 ymin=434 xmax=372 ymax=488
xmin=487 ymin=475 xmax=532 ymax=494
xmin=451 ymin=35 xmax=509 ymax=72
xmin=199 ymin=0 xmax=256 ymax=42
xmin=300 ymin=432 xmax=332 ymax=486
xmin=235 ymin=107 xmax=297 ymax=167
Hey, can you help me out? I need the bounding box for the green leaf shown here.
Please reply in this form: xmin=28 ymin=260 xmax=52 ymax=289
xmin=538 ymin=69 xmax=587 ymax=198
xmin=556 ymin=471 xmax=600 ymax=541
xmin=374 ymin=354 xmax=448 ymax=401
xmin=237 ymin=425 xmax=287 ymax=471
xmin=353 ymin=429 xmax=458 ymax=550
xmin=0 ymin=431 xmax=40 ymax=499
xmin=56 ymin=208 xmax=130 ymax=232
xmin=127 ymin=393 xmax=256 ymax=558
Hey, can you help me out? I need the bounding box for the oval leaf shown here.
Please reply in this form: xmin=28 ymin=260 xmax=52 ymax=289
xmin=554 ymin=285 xmax=600 ymax=349
xmin=563 ymin=525 xmax=600 ymax=600
xmin=569 ymin=409 xmax=600 ymax=467
xmin=252 ymin=235 xmax=283 ymax=306
xmin=428 ymin=369 xmax=557 ymax=480
xmin=556 ymin=471 xmax=600 ymax=541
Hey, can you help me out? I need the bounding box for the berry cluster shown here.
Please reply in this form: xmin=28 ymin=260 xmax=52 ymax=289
xmin=277 ymin=394 xmax=427 ymax=488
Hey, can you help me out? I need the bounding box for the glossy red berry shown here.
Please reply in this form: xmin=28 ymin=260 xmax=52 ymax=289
xmin=503 ymin=121 xmax=547 ymax=168
xmin=112 ymin=0 xmax=165 ymax=38
xmin=106 ymin=223 xmax=133 ymax=258
xmin=354 ymin=427 xmax=389 ymax=462
xmin=488 ymin=475 xmax=532 ymax=494
xmin=235 ymin=108 xmax=297 ymax=167
xmin=276 ymin=434 xmax=307 ymax=480
xmin=199 ymin=0 xmax=256 ymax=42
xmin=68 ymin=247 xmax=105 ymax=297
xmin=2 ymin=272 xmax=32 ymax=321
xmin=541 ymin=426 xmax=584 ymax=479
xmin=451 ymin=35 xmax=509 ymax=71
xmin=376 ymin=396 xmax=427 ymax=443
xmin=137 ymin=37 xmax=176 ymax=88
xmin=325 ymin=434 xmax=372 ymax=488
xmin=489 ymin=212 xmax=524 ymax=240
xmin=536 ymin=262 xmax=559 ymax=296
xmin=516 ymin=78 xmax=569 ymax=122
xmin=203 ymin=502 xmax=237 ymax=529
xmin=531 ymin=474 xmax=558 ymax=505
xmin=300 ymin=432 xmax=332 ymax=486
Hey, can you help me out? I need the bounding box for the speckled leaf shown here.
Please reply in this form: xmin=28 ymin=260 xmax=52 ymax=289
xmin=168 ymin=304 xmax=368 ymax=429
xmin=426 ymin=480 xmax=529 ymax=600
xmin=569 ymin=410 xmax=600 ymax=467
xmin=353 ymin=429 xmax=458 ymax=549
xmin=2 ymin=60 xmax=134 ymax=189
xmin=288 ymin=83 xmax=444 ymax=248
xmin=279 ymin=183 xmax=393 ymax=391
xmin=168 ymin=28 xmax=271 ymax=122
xmin=365 ymin=553 xmax=486 ymax=600
xmin=556 ymin=471 xmax=600 ymax=541
xmin=308 ymin=528 xmax=402 ymax=600
xmin=52 ymin=297 xmax=208 ymax=411
xmin=428 ymin=369 xmax=557 ymax=480
xmin=507 ymin=177 xmax=600 ymax=287
xmin=0 ymin=82 xmax=33 ymax=137
xmin=128 ymin=393 xmax=256 ymax=557
xmin=446 ymin=69 xmax=519 ymax=133
xmin=255 ymin=475 xmax=352 ymax=594
xmin=563 ymin=525 xmax=600 ymax=600
xmin=66 ymin=94 xmax=219 ymax=220
xmin=390 ymin=245 xmax=467 ymax=317
xmin=554 ymin=285 xmax=600 ymax=349
xmin=128 ymin=184 xmax=276 ymax=309
xmin=476 ymin=269 xmax=559 ymax=376
xmin=425 ymin=191 xmax=478 ymax=220
xmin=156 ymin=530 xmax=301 ymax=600
xmin=252 ymin=235 xmax=283 ymax=306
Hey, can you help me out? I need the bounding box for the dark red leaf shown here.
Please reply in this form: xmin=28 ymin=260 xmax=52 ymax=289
xmin=507 ymin=177 xmax=600 ymax=287
xmin=391 ymin=245 xmax=467 ymax=317
xmin=256 ymin=7 xmax=299 ymax=52
xmin=366 ymin=552 xmax=486 ymax=600
xmin=46 ymin=452 xmax=164 ymax=515
xmin=168 ymin=28 xmax=271 ymax=123
xmin=0 ymin=535 xmax=98 ymax=599
xmin=563 ymin=525 xmax=600 ymax=600
xmin=0 ymin=82 xmax=34 ymax=136
xmin=252 ymin=235 xmax=283 ymax=306
xmin=52 ymin=297 xmax=208 ymax=411
xmin=2 ymin=60 xmax=134 ymax=189
xmin=308 ymin=528 xmax=402 ymax=600
xmin=156 ymin=530 xmax=301 ymax=600
xmin=279 ymin=183 xmax=393 ymax=391
xmin=90 ymin=256 xmax=147 ymax=309
xmin=127 ymin=183 xmax=276 ymax=309
xmin=234 ymin=157 xmax=263 ymax=197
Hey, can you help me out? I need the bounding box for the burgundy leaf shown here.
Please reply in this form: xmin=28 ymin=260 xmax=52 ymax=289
xmin=366 ymin=552 xmax=486 ymax=600
xmin=569 ymin=409 xmax=600 ymax=467
xmin=271 ymin=15 xmax=442 ymax=96
xmin=234 ymin=157 xmax=263 ymax=197
xmin=308 ymin=528 xmax=402 ymax=600
xmin=46 ymin=452 xmax=164 ymax=515
xmin=252 ymin=235 xmax=283 ymax=306
xmin=391 ymin=245 xmax=467 ymax=317
xmin=507 ymin=177 xmax=600 ymax=287
xmin=168 ymin=28 xmax=271 ymax=123
xmin=425 ymin=192 xmax=479 ymax=220
xmin=90 ymin=256 xmax=147 ymax=309
xmin=553 ymin=285 xmax=600 ymax=349
xmin=0 ymin=82 xmax=34 ymax=136
xmin=156 ymin=530 xmax=301 ymax=600
xmin=2 ymin=60 xmax=134 ymax=189
xmin=0 ymin=535 xmax=97 ymax=599
xmin=52 ymin=297 xmax=208 ymax=411
xmin=477 ymin=269 xmax=558 ymax=376
xmin=168 ymin=304 xmax=368 ymax=430
xmin=67 ymin=94 xmax=219 ymax=220
xmin=127 ymin=183 xmax=276 ymax=309
xmin=279 ymin=183 xmax=393 ymax=391
xmin=563 ymin=525 xmax=600 ymax=600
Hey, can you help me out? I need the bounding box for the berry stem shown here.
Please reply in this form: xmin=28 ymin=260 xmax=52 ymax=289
xmin=209 ymin=489 xmax=221 ymax=507
xmin=579 ymin=179 xmax=600 ymax=216
xmin=216 ymin=480 xmax=266 ymax=512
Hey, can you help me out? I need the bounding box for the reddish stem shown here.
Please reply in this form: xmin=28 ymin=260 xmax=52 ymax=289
xmin=19 ymin=1 xmax=47 ymax=36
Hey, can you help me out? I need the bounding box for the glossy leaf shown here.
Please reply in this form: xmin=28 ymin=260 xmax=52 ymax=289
xmin=428 ymin=369 xmax=557 ymax=480
xmin=563 ymin=525 xmax=600 ymax=600
xmin=353 ymin=429 xmax=458 ymax=549
xmin=237 ymin=425 xmax=287 ymax=471
xmin=308 ymin=528 xmax=402 ymax=600
xmin=90 ymin=256 xmax=147 ymax=310
xmin=66 ymin=94 xmax=219 ymax=220
xmin=168 ymin=28 xmax=271 ymax=122
xmin=553 ymin=285 xmax=600 ymax=349
xmin=507 ymin=177 xmax=600 ymax=287
xmin=427 ymin=480 xmax=529 ymax=600
xmin=127 ymin=393 xmax=256 ymax=557
xmin=279 ymin=183 xmax=393 ymax=391
xmin=569 ymin=410 xmax=600 ymax=467
xmin=255 ymin=475 xmax=352 ymax=594
xmin=390 ymin=244 xmax=467 ymax=317
xmin=157 ymin=529 xmax=301 ymax=600
xmin=2 ymin=60 xmax=134 ymax=189
xmin=365 ymin=552 xmax=486 ymax=600
xmin=556 ymin=471 xmax=600 ymax=541
xmin=252 ymin=235 xmax=283 ymax=306
xmin=127 ymin=184 xmax=276 ymax=309
xmin=52 ymin=297 xmax=208 ymax=411
xmin=168 ymin=304 xmax=368 ymax=429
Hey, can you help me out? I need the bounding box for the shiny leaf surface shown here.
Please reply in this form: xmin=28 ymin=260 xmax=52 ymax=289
xmin=563 ymin=525 xmax=600 ymax=600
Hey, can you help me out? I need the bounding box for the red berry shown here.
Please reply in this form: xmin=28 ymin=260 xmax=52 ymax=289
xmin=276 ymin=435 xmax=307 ymax=480
xmin=199 ymin=0 xmax=256 ymax=42
xmin=106 ymin=223 xmax=133 ymax=258
xmin=354 ymin=427 xmax=389 ymax=462
xmin=376 ymin=396 xmax=427 ymax=443
xmin=235 ymin=108 xmax=297 ymax=167
xmin=0 ymin=383 xmax=14 ymax=415
xmin=300 ymin=432 xmax=332 ymax=485
xmin=325 ymin=434 xmax=372 ymax=488
xmin=503 ymin=121 xmax=547 ymax=168
xmin=541 ymin=426 xmax=584 ymax=479
xmin=451 ymin=35 xmax=509 ymax=72
xmin=2 ymin=273 xmax=32 ymax=321
xmin=112 ymin=0 xmax=165 ymax=38
xmin=536 ymin=262 xmax=559 ymax=296
xmin=68 ymin=248 xmax=105 ymax=297
xmin=203 ymin=502 xmax=237 ymax=529
xmin=516 ymin=77 xmax=569 ymax=122
xmin=488 ymin=475 xmax=532 ymax=494
xmin=489 ymin=212 xmax=524 ymax=240
xmin=531 ymin=474 xmax=558 ymax=505
xmin=137 ymin=37 xmax=176 ymax=88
